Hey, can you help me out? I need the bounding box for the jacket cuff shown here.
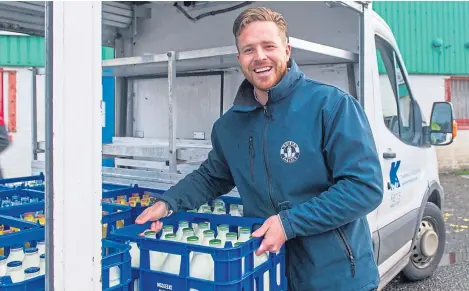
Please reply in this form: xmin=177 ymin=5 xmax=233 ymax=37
xmin=148 ymin=192 xmax=179 ymax=213
xmin=279 ymin=210 xmax=296 ymax=240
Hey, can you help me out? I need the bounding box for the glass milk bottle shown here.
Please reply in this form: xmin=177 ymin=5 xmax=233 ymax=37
xmin=188 ymin=236 xmax=214 ymax=290
xmin=202 ymin=230 xmax=215 ymax=246
xmin=176 ymin=221 xmax=189 ymax=241
xmin=160 ymin=234 xmax=181 ymax=275
xmin=229 ymin=204 xmax=242 ymax=217
xmin=23 ymin=248 xmax=40 ymax=270
xmin=0 ymin=255 xmax=7 ymax=276
xmin=146 ymin=231 xmax=169 ymax=272
xmin=225 ymin=232 xmax=238 ymax=247
xmin=181 ymin=228 xmax=195 ymax=244
xmin=196 ymin=222 xmax=209 ymax=242
xmin=216 ymin=225 xmax=229 ymax=246
xmin=6 ymin=261 xmax=24 ymax=283
xmin=36 ymin=240 xmax=46 ymax=256
xmin=238 ymin=227 xmax=251 ymax=243
xmin=24 ymin=267 xmax=41 ymax=280
xmin=129 ymin=240 xmax=140 ymax=268
xmin=7 ymin=245 xmax=24 ymax=264
xmin=109 ymin=265 xmax=121 ymax=287
xmin=208 ymin=239 xmax=223 ymax=280
xmin=213 ymin=207 xmax=226 ymax=215
xmin=39 ymin=254 xmax=45 ymax=275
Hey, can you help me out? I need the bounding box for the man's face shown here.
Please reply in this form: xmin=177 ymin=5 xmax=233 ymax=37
xmin=236 ymin=21 xmax=291 ymax=92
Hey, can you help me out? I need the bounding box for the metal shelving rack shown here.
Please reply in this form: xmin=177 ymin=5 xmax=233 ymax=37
xmin=101 ymin=36 xmax=359 ymax=181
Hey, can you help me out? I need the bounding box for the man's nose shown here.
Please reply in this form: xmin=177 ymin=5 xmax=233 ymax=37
xmin=254 ymin=48 xmax=267 ymax=61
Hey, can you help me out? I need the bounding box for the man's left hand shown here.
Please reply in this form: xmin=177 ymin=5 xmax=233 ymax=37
xmin=252 ymin=215 xmax=287 ymax=256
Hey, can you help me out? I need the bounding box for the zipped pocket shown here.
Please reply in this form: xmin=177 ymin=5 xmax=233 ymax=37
xmin=249 ymin=136 xmax=255 ymax=183
xmin=335 ymin=228 xmax=356 ymax=278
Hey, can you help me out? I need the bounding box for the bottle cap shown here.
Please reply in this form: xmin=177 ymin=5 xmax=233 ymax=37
xmin=24 ymin=267 xmax=40 ymax=274
xmin=187 ymin=236 xmax=199 ymax=243
xmin=25 ymin=247 xmax=39 ymax=254
xmin=209 ymin=239 xmax=222 ymax=246
xmin=7 ymin=261 xmax=22 ymax=268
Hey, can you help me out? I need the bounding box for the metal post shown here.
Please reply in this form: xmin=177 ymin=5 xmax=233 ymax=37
xmin=167 ymin=51 xmax=177 ymax=173
xmin=52 ymin=2 xmax=103 ymax=290
xmin=44 ymin=2 xmax=54 ymax=290
xmin=31 ymin=67 xmax=38 ymax=160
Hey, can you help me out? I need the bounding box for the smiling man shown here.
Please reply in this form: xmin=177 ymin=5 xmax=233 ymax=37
xmin=136 ymin=7 xmax=383 ymax=291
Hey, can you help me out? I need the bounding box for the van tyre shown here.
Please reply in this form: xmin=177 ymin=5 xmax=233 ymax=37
xmin=402 ymin=202 xmax=445 ymax=282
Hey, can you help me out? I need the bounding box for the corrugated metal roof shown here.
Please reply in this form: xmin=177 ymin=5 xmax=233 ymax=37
xmin=373 ymin=1 xmax=469 ymax=75
xmin=0 ymin=35 xmax=114 ymax=67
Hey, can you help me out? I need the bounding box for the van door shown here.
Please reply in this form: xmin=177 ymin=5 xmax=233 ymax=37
xmin=372 ymin=34 xmax=428 ymax=274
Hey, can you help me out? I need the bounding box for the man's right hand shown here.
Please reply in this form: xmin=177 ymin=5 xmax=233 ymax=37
xmin=135 ymin=201 xmax=169 ymax=233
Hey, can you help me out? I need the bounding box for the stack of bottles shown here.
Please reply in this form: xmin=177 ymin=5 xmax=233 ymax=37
xmin=0 ymin=241 xmax=45 ymax=283
xmin=190 ymin=199 xmax=244 ymax=216
xmin=20 ymin=212 xmax=46 ymax=227
xmin=101 ymin=192 xmax=155 ymax=208
xmin=129 ymin=220 xmax=271 ymax=290
xmin=0 ymin=196 xmax=41 ymax=208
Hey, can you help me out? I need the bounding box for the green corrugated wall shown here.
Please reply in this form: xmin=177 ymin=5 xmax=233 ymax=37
xmin=373 ymin=1 xmax=469 ymax=75
xmin=0 ymin=35 xmax=114 ymax=66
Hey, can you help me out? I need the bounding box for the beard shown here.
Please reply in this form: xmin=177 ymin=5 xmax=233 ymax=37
xmin=241 ymin=61 xmax=288 ymax=92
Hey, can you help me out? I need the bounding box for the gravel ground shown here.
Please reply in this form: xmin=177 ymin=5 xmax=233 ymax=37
xmin=383 ymin=173 xmax=469 ymax=291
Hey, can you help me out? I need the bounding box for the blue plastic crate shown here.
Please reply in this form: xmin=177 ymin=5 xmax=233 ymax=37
xmin=0 ymin=174 xmax=45 ymax=192
xmin=0 ymin=239 xmax=132 ymax=291
xmin=102 ymin=186 xmax=165 ymax=221
xmin=109 ymin=211 xmax=287 ymax=291
xmin=102 ymin=203 xmax=133 ymax=238
xmin=0 ymin=216 xmax=44 ymax=291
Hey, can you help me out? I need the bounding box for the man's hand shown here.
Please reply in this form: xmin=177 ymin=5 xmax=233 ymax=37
xmin=252 ymin=215 xmax=287 ymax=256
xmin=135 ymin=201 xmax=169 ymax=233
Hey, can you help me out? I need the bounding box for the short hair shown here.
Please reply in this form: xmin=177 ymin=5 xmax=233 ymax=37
xmin=232 ymin=7 xmax=288 ymax=43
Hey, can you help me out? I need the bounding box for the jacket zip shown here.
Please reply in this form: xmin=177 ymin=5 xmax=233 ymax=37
xmin=262 ymin=96 xmax=277 ymax=213
xmin=249 ymin=136 xmax=255 ymax=183
xmin=336 ymin=228 xmax=356 ymax=278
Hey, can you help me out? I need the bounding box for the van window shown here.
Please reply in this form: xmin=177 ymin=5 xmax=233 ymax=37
xmin=375 ymin=35 xmax=415 ymax=144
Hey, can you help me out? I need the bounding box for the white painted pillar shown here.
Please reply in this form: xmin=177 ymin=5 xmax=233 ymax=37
xmin=52 ymin=2 xmax=102 ymax=290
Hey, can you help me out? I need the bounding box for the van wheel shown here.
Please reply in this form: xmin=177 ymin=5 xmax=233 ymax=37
xmin=402 ymin=202 xmax=445 ymax=281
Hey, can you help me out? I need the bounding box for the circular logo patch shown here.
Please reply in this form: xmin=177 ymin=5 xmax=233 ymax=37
xmin=280 ymin=141 xmax=300 ymax=163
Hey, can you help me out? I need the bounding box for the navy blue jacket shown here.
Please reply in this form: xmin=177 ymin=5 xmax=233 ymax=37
xmin=160 ymin=59 xmax=384 ymax=290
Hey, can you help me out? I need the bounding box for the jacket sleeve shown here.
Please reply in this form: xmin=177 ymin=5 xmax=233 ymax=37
xmin=153 ymin=121 xmax=236 ymax=212
xmin=279 ymin=93 xmax=384 ymax=239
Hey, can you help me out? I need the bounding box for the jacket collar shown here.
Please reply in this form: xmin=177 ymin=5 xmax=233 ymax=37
xmin=232 ymin=59 xmax=304 ymax=112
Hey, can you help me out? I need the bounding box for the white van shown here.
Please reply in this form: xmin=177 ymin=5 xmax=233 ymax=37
xmin=32 ymin=1 xmax=457 ymax=290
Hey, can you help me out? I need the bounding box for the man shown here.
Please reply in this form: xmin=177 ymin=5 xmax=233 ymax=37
xmin=136 ymin=7 xmax=383 ymax=291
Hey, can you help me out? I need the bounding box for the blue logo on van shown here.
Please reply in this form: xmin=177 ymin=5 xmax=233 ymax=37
xmin=389 ymin=160 xmax=401 ymax=189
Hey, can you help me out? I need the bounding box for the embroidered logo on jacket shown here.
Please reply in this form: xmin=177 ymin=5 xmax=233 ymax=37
xmin=280 ymin=141 xmax=300 ymax=163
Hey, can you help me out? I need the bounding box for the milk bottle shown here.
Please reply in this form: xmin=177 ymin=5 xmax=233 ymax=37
xmin=202 ymin=230 xmax=215 ymax=246
xmin=225 ymin=232 xmax=238 ymax=247
xmin=216 ymin=224 xmax=229 ymax=246
xmin=23 ymin=248 xmax=40 ymax=270
xmin=229 ymin=204 xmax=242 ymax=217
xmin=39 ymin=254 xmax=45 ymax=275
xmin=7 ymin=246 xmax=24 ymax=265
xmin=0 ymin=255 xmax=7 ymax=276
xmin=24 ymin=266 xmax=41 ymax=280
xmin=36 ymin=240 xmax=46 ymax=256
xmin=196 ymin=222 xmax=209 ymax=242
xmin=129 ymin=241 xmax=140 ymax=268
xmin=238 ymin=227 xmax=251 ymax=243
xmin=160 ymin=234 xmax=181 ymax=275
xmin=188 ymin=236 xmax=217 ymax=290
xmin=176 ymin=221 xmax=189 ymax=241
xmin=146 ymin=230 xmax=170 ymax=272
xmin=181 ymin=228 xmax=195 ymax=244
xmin=6 ymin=261 xmax=24 ymax=283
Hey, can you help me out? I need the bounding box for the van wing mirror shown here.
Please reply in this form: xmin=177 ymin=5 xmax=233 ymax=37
xmin=429 ymin=102 xmax=457 ymax=146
